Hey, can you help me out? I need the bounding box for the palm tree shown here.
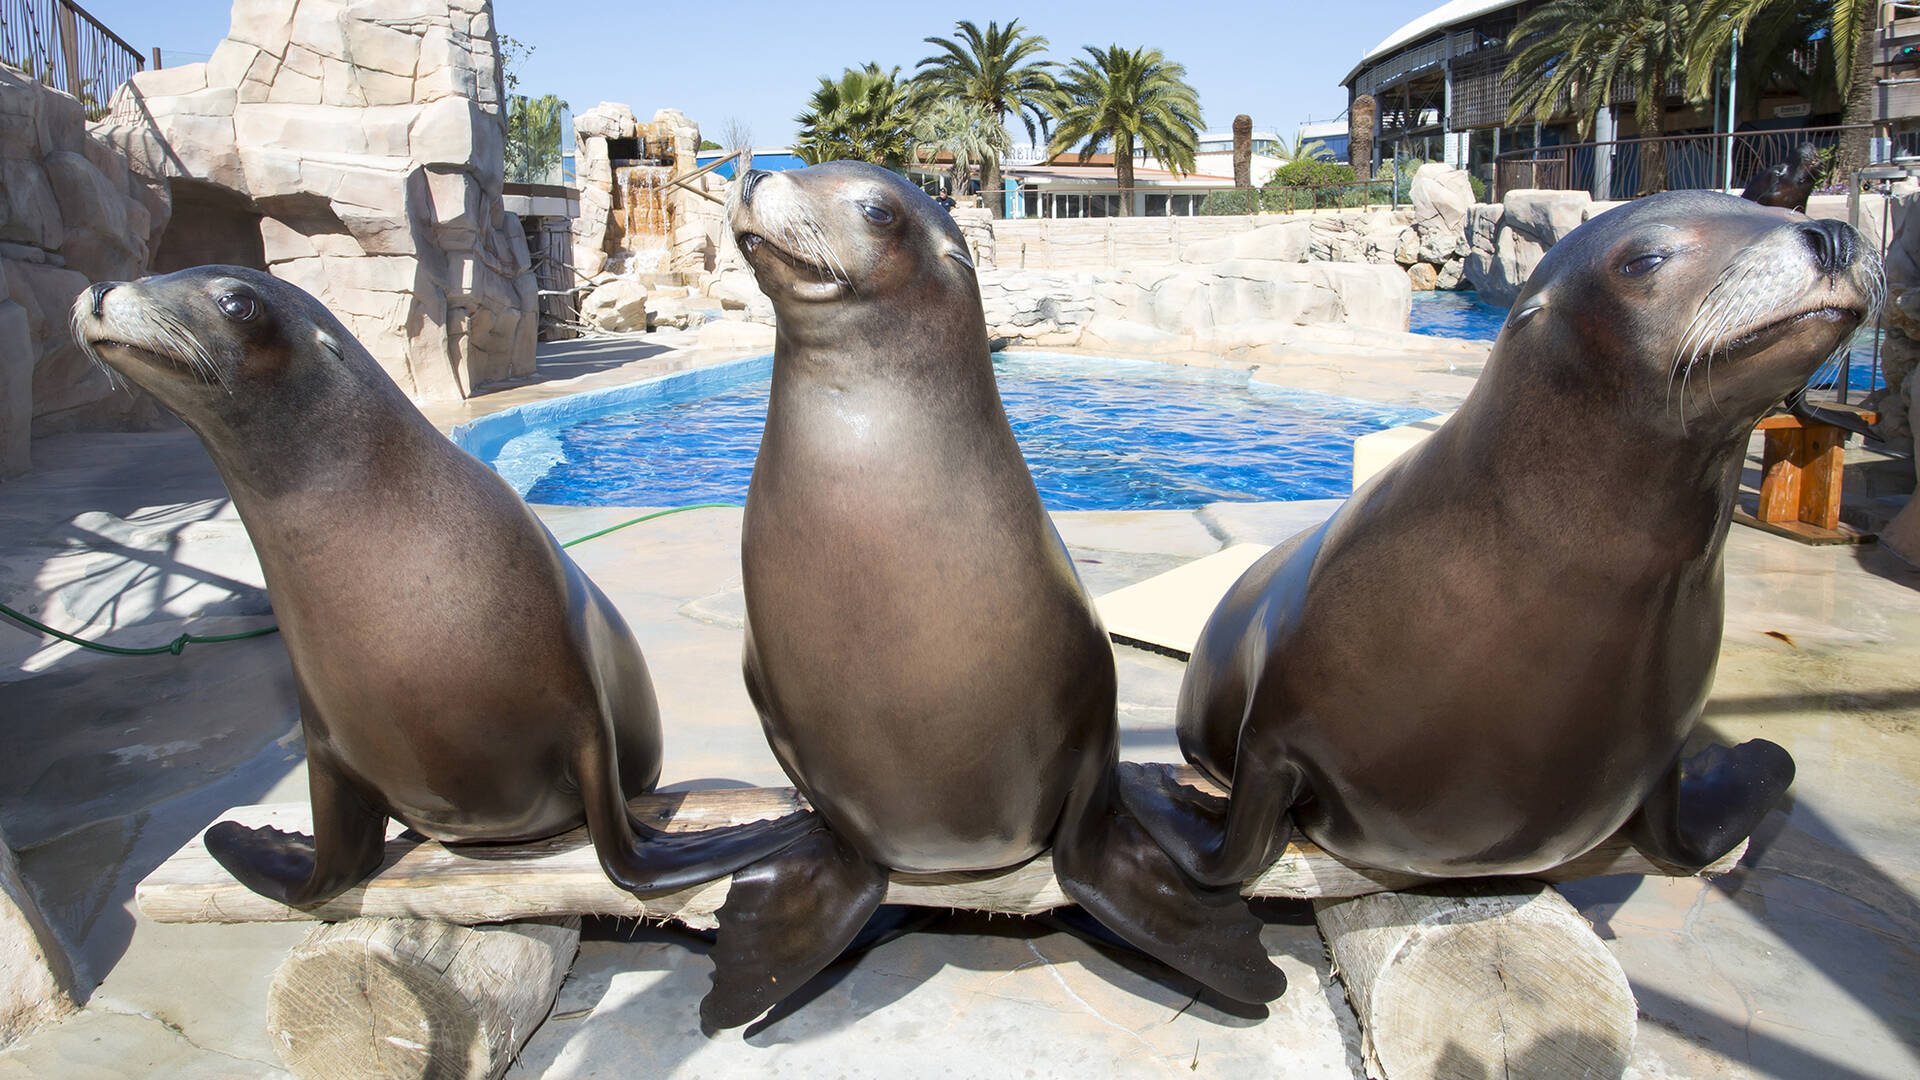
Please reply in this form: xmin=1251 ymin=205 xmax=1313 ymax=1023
xmin=1278 ymin=131 xmax=1332 ymax=162
xmin=912 ymin=99 xmax=1011 ymax=201
xmin=1686 ymin=0 xmax=1878 ymax=179
xmin=1046 ymin=45 xmax=1202 ymax=217
xmin=914 ymin=20 xmax=1058 ymax=217
xmin=793 ymin=64 xmax=914 ymax=168
xmin=1504 ymin=0 xmax=1700 ymax=196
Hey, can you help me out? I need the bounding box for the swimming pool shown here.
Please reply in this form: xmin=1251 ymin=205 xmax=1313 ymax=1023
xmin=455 ymin=353 xmax=1434 ymax=511
xmin=1409 ymin=289 xmax=1888 ymax=392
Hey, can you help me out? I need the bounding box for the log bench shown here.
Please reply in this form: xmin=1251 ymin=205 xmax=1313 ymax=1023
xmin=1735 ymin=406 xmax=1880 ymax=545
xmin=136 ymin=765 xmax=1745 ymax=1080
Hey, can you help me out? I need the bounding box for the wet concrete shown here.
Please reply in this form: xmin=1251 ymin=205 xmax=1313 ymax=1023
xmin=0 ymin=339 xmax=1915 ymax=1078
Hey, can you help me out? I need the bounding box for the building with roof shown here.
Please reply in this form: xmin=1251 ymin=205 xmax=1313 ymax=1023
xmin=1340 ymin=0 xmax=1852 ymax=190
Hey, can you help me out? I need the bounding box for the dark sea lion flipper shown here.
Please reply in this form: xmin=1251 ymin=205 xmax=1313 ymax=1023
xmin=1624 ymin=739 xmax=1795 ymax=873
xmin=1117 ymin=745 xmax=1302 ymax=889
xmin=204 ymin=751 xmax=386 ymax=906
xmin=699 ymin=826 xmax=888 ymax=1031
xmin=575 ymin=743 xmax=820 ymax=897
xmin=1053 ymin=766 xmax=1286 ymax=1004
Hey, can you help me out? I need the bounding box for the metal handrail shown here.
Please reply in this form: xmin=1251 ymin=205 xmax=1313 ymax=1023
xmin=0 ymin=0 xmax=144 ymax=118
xmin=1491 ymin=124 xmax=1875 ymax=200
xmin=1002 ymin=178 xmax=1404 ymax=218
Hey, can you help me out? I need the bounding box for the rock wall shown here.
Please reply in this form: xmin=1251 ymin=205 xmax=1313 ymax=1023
xmin=980 ymin=163 xmax=1479 ymax=292
xmin=0 ymin=67 xmax=173 ymax=478
xmin=92 ymin=0 xmax=537 ymax=401
xmin=978 ymin=262 xmax=1411 ymax=353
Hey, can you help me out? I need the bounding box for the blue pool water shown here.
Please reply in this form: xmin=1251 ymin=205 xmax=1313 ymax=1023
xmin=1409 ymin=289 xmax=1887 ymax=393
xmin=459 ymin=353 xmax=1433 ymax=511
xmin=1410 ymin=290 xmax=1509 ymax=341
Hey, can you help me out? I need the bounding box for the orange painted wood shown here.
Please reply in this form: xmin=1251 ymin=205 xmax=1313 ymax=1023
xmin=1758 ymin=427 xmax=1807 ymax=523
xmin=1799 ymin=427 xmax=1846 ymax=530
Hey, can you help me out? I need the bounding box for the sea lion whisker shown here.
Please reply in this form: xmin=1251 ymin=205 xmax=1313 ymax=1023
xmin=70 ymin=304 xmax=125 ymax=392
xmin=155 ymin=310 xmax=229 ymax=393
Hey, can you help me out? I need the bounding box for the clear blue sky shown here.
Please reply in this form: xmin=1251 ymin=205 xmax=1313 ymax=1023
xmin=85 ymin=1 xmax=1444 ymax=146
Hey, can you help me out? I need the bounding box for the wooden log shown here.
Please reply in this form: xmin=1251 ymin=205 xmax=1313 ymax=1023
xmin=136 ymin=766 xmax=1745 ymax=927
xmin=265 ymin=916 xmax=579 ymax=1080
xmin=0 ymin=824 xmax=75 ymax=1047
xmin=1314 ymin=882 xmax=1635 ymax=1080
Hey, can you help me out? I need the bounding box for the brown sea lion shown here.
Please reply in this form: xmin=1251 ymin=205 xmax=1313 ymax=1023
xmin=1741 ymin=142 xmax=1822 ymax=212
xmin=1124 ymin=191 xmax=1880 ymax=885
xmin=699 ymin=161 xmax=1285 ymax=1029
xmin=71 ymin=266 xmax=812 ymax=906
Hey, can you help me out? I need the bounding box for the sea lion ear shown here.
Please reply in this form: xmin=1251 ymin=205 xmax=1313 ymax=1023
xmin=315 ymin=328 xmax=345 ymax=360
xmin=945 ymin=247 xmax=976 ymax=273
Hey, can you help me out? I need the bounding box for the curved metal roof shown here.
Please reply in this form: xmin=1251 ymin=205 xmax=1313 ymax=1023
xmin=1343 ymin=0 xmax=1524 ymax=85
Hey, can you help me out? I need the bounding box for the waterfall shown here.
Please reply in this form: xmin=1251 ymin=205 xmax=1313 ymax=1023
xmin=613 ymin=165 xmax=674 ymax=273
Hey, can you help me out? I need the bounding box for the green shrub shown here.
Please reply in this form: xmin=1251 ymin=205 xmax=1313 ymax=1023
xmin=1200 ymin=189 xmax=1260 ymax=215
xmin=1267 ymin=156 xmax=1359 ymax=190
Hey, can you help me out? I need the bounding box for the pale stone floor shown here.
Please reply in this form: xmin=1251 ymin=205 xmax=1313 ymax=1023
xmin=0 ymin=336 xmax=1916 ymax=1078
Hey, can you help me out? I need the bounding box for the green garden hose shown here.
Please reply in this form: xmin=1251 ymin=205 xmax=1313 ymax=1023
xmin=0 ymin=502 xmax=742 ymax=657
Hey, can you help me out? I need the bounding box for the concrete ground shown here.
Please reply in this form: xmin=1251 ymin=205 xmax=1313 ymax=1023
xmin=0 ymin=335 xmax=1916 ymax=1078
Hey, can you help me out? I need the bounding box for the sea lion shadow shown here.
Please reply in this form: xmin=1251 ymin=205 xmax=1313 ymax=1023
xmin=1564 ymin=717 xmax=1920 ymax=1064
xmin=726 ymin=901 xmax=1285 ymax=1045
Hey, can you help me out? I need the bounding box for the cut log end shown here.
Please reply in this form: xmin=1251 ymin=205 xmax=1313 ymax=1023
xmin=265 ymin=916 xmax=581 ymax=1080
xmin=1314 ymin=881 xmax=1635 ymax=1080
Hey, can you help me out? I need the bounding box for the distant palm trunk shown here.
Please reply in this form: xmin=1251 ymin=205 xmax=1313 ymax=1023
xmin=1636 ymin=96 xmax=1667 ymax=196
xmin=1115 ymin=134 xmax=1136 ymax=217
xmin=1350 ymin=95 xmax=1376 ymax=182
xmin=1233 ymin=114 xmax=1252 ymax=188
xmin=1839 ymin=14 xmax=1876 ymax=178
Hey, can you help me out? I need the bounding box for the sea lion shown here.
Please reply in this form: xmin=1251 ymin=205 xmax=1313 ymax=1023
xmin=1741 ymin=142 xmax=1821 ymax=212
xmin=700 ymin=161 xmax=1284 ymax=1028
xmin=70 ymin=266 xmax=812 ymax=905
xmin=1123 ymin=191 xmax=1880 ymax=885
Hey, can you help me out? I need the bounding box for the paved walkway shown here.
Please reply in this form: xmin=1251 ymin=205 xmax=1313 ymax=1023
xmin=0 ymin=337 xmax=1916 ymax=1078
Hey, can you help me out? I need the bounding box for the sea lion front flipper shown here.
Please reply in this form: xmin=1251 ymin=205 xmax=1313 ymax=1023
xmin=1117 ymin=742 xmax=1302 ymax=888
xmin=204 ymin=748 xmax=387 ymax=906
xmin=575 ymin=739 xmax=819 ymax=897
xmin=1624 ymin=739 xmax=1795 ymax=873
xmin=1053 ymin=765 xmax=1286 ymax=1004
xmin=699 ymin=826 xmax=889 ymax=1030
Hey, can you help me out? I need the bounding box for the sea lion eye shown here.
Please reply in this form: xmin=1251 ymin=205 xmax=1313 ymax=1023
xmin=1621 ymin=253 xmax=1667 ymax=277
xmin=861 ymin=203 xmax=894 ymax=225
xmin=217 ymin=293 xmax=259 ymax=321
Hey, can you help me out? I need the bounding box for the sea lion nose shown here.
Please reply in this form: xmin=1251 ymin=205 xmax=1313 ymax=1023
xmin=739 ymin=169 xmax=768 ymax=206
xmin=90 ymin=282 xmax=115 ymax=317
xmin=1799 ymin=219 xmax=1856 ymax=273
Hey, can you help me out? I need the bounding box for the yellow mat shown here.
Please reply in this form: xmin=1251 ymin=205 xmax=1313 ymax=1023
xmin=1093 ymin=543 xmax=1271 ymax=657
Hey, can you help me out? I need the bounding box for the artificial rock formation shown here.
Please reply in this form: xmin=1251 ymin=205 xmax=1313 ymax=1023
xmin=94 ymin=0 xmax=537 ymax=400
xmin=0 ymin=65 xmax=173 ymax=477
xmin=977 ymin=261 xmax=1411 ymax=351
xmin=570 ymin=103 xmax=722 ymax=280
xmin=1867 ymin=189 xmax=1920 ymax=559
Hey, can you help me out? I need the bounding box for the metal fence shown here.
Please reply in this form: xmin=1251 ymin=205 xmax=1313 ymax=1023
xmin=1493 ymin=125 xmax=1873 ymax=201
xmin=0 ymin=0 xmax=144 ymax=118
xmin=1002 ymin=179 xmax=1404 ymax=220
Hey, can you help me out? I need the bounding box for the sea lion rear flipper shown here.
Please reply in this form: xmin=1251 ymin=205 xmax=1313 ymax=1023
xmin=699 ymin=826 xmax=888 ymax=1030
xmin=1624 ymin=738 xmax=1795 ymax=873
xmin=1054 ymin=766 xmax=1286 ymax=1004
xmin=576 ymin=742 xmax=819 ymax=896
xmin=204 ymin=750 xmax=386 ymax=906
xmin=1116 ymin=745 xmax=1301 ymax=888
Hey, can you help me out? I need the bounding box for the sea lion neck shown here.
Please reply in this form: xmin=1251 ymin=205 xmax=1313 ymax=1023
xmin=206 ymin=353 xmax=442 ymax=502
